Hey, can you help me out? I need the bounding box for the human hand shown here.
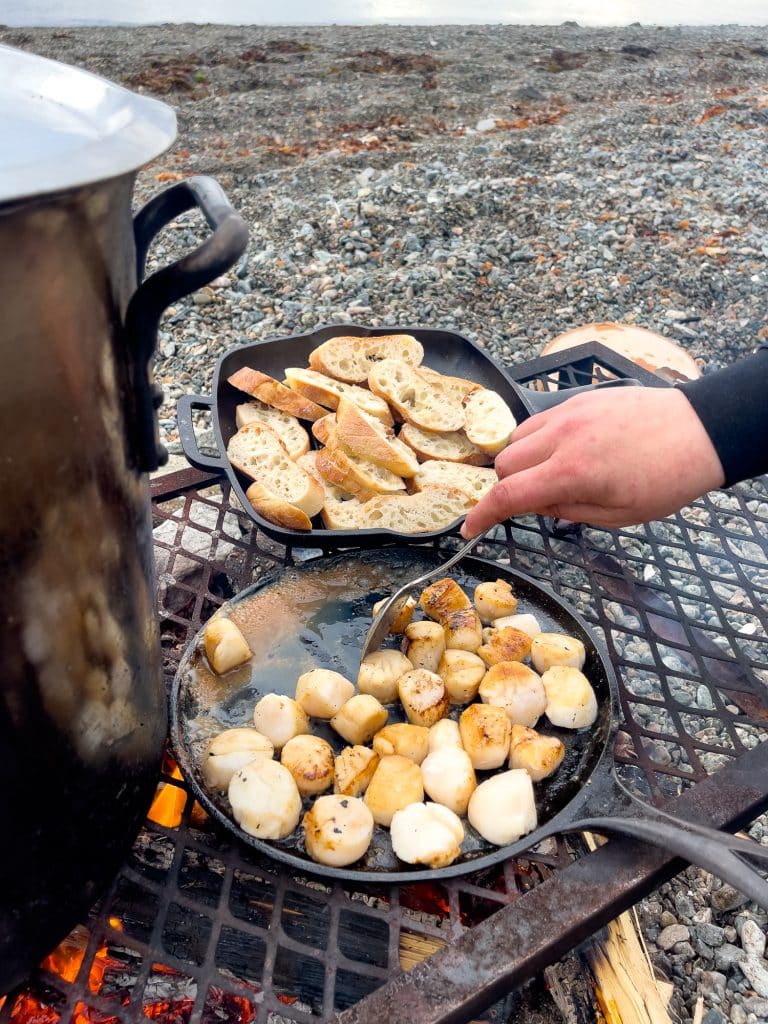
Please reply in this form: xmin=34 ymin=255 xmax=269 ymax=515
xmin=461 ymin=385 xmax=726 ymax=537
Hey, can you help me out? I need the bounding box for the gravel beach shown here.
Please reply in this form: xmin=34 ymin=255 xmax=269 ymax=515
xmin=5 ymin=20 xmax=768 ymax=1023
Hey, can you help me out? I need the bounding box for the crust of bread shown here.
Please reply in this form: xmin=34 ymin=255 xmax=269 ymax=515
xmin=416 ymin=366 xmax=483 ymax=403
xmin=399 ymin=422 xmax=493 ymax=466
xmin=368 ymin=359 xmax=465 ymax=432
xmin=311 ymin=413 xmax=336 ymax=446
xmin=462 ymin=389 xmax=517 ymax=456
xmin=284 ymin=366 xmax=393 ymax=425
xmin=316 ymin=433 xmax=406 ymax=501
xmin=308 ymin=334 xmax=424 ymax=384
xmin=235 ymin=401 xmax=310 ymax=459
xmin=410 ymin=460 xmax=498 ymax=503
xmin=228 ymin=367 xmax=327 ymax=422
xmin=334 ymin=396 xmax=419 ymax=478
xmin=244 ymin=482 xmax=314 ymax=530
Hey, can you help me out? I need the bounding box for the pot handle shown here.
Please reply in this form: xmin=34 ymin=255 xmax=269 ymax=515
xmin=523 ymin=375 xmax=641 ymax=414
xmin=125 ymin=175 xmax=249 ymax=472
xmin=177 ymin=394 xmax=228 ymax=472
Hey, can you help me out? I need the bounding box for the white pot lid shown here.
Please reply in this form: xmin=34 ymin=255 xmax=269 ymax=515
xmin=0 ymin=43 xmax=177 ymax=204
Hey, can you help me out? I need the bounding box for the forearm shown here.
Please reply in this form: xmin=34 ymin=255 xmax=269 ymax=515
xmin=676 ymin=344 xmax=768 ymax=486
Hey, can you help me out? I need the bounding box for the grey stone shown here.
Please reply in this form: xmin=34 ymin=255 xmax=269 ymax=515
xmin=657 ymin=924 xmax=691 ymax=950
xmin=740 ymin=955 xmax=768 ymax=998
xmin=741 ymin=920 xmax=767 ymax=960
xmin=713 ymin=885 xmax=749 ymax=913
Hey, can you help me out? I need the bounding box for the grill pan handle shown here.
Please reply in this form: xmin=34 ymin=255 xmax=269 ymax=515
xmin=126 ymin=175 xmax=249 ymax=473
xmin=177 ymin=394 xmax=227 ymax=472
xmin=522 ymin=375 xmax=641 ymax=414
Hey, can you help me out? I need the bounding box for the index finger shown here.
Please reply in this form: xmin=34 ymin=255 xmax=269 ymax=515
xmin=461 ymin=464 xmax=566 ymax=537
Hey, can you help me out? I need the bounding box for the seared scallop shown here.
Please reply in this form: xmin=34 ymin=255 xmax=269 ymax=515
xmin=428 ymin=717 xmax=463 ymax=752
xmin=203 ymin=616 xmax=252 ymax=674
xmin=443 ymin=608 xmax=483 ymax=652
xmin=404 ymin=620 xmax=446 ymax=673
xmin=334 ymin=745 xmax=379 ymax=797
xmin=201 ymin=728 xmax=274 ymax=792
xmin=252 ymin=693 xmax=310 ymax=750
xmin=364 ymin=754 xmax=424 ymax=827
xmin=508 ymin=725 xmax=566 ymax=782
xmin=390 ymin=802 xmax=465 ymax=868
xmin=303 ymin=795 xmax=375 ymax=867
xmin=280 ymin=734 xmax=335 ymax=796
xmin=228 ymin=758 xmax=302 ymax=840
xmin=530 ymin=633 xmax=586 ymax=674
xmin=473 ymin=579 xmax=518 ymax=624
xmin=331 ymin=694 xmax=389 ymax=745
xmin=420 ymin=747 xmax=477 ymax=816
xmin=419 ymin=578 xmax=472 ymax=622
xmin=373 ymin=723 xmax=430 ymax=764
xmin=492 ymin=612 xmax=542 ymax=638
xmin=358 ymin=649 xmax=413 ymax=704
xmin=477 ymin=626 xmax=532 ymax=667
xmin=467 ymin=769 xmax=537 ymax=846
xmin=459 ymin=704 xmax=511 ymax=770
xmin=398 ymin=669 xmax=450 ymax=728
xmin=541 ymin=666 xmax=598 ymax=729
xmin=295 ymin=668 xmax=355 ymax=719
xmin=372 ymin=595 xmax=417 ymax=634
xmin=437 ymin=649 xmax=487 ymax=704
xmin=478 ymin=662 xmax=546 ymax=728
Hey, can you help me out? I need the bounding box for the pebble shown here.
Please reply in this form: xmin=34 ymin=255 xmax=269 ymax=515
xmin=740 ymin=955 xmax=768 ymax=998
xmin=741 ymin=919 xmax=767 ymax=960
xmin=658 ymin=924 xmax=692 ymax=950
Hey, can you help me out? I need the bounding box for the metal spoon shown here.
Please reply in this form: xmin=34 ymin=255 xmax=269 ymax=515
xmin=359 ymin=528 xmax=493 ymax=663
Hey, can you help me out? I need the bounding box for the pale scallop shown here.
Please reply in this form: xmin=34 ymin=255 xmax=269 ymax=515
xmin=372 ymin=595 xmax=417 ymax=634
xmin=303 ymin=795 xmax=375 ymax=867
xmin=442 ymin=608 xmax=483 ymax=652
xmin=459 ymin=704 xmax=511 ymax=770
xmin=295 ymin=668 xmax=355 ymax=719
xmin=334 ymin=745 xmax=380 ymax=797
xmin=404 ymin=620 xmax=446 ymax=673
xmin=473 ymin=579 xmax=519 ymax=624
xmin=372 ymin=723 xmax=430 ymax=764
xmin=437 ymin=649 xmax=487 ymax=704
xmin=428 ymin=717 xmax=464 ymax=753
xmin=541 ymin=666 xmax=598 ymax=729
xmin=420 ymin=747 xmax=477 ymax=816
xmin=530 ymin=632 xmax=586 ymax=674
xmin=508 ymin=725 xmax=566 ymax=782
xmin=252 ymin=693 xmax=310 ymax=750
xmin=390 ymin=802 xmax=465 ymax=868
xmin=364 ymin=754 xmax=424 ymax=827
xmin=397 ymin=669 xmax=450 ymax=728
xmin=203 ymin=616 xmax=252 ymax=674
xmin=228 ymin=758 xmax=302 ymax=840
xmin=492 ymin=613 xmax=542 ymax=638
xmin=358 ymin=649 xmax=413 ymax=704
xmin=467 ymin=770 xmax=537 ymax=846
xmin=201 ymin=728 xmax=274 ymax=792
xmin=331 ymin=694 xmax=389 ymax=745
xmin=478 ymin=662 xmax=547 ymax=728
xmin=280 ymin=734 xmax=335 ymax=796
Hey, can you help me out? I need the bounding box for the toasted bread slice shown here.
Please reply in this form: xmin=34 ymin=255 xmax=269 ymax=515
xmin=308 ymin=334 xmax=424 ymax=384
xmin=399 ymin=423 xmax=493 ymax=466
xmin=297 ymin=451 xmax=367 ymax=530
xmin=284 ymin=366 xmax=393 ymax=425
xmin=316 ymin=432 xmax=406 ymax=502
xmin=335 ymin=396 xmax=419 ymax=478
xmin=368 ymin=359 xmax=465 ymax=432
xmin=416 ymin=366 xmax=483 ymax=404
xmin=463 ymin=389 xmax=517 ymax=456
xmin=410 ymin=460 xmax=498 ymax=503
xmin=227 ymin=423 xmax=325 ymax=529
xmin=312 ymin=413 xmax=336 ymax=446
xmin=228 ymin=367 xmax=327 ymax=422
xmin=235 ymin=400 xmax=310 ymax=459
xmin=356 ymin=486 xmax=474 ymax=534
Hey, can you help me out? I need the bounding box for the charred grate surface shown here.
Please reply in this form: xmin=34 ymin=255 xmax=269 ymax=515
xmin=4 ymin=342 xmax=768 ymax=1024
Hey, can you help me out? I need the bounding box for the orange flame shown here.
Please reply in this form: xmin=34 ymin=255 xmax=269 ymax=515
xmin=147 ymin=765 xmax=186 ymax=828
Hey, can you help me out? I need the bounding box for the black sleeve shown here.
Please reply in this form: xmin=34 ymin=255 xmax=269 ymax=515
xmin=676 ymin=344 xmax=768 ymax=487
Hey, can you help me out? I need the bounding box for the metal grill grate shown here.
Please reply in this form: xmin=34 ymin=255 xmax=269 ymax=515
xmin=4 ymin=342 xmax=768 ymax=1024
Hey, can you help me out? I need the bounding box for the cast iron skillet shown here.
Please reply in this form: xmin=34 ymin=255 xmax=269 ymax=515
xmin=169 ymin=547 xmax=768 ymax=901
xmin=177 ymin=323 xmax=638 ymax=547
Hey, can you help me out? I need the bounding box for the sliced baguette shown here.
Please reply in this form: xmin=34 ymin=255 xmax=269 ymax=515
xmin=368 ymin=359 xmax=465 ymax=432
xmin=284 ymin=366 xmax=393 ymax=425
xmin=316 ymin=432 xmax=406 ymax=502
xmin=354 ymin=486 xmax=474 ymax=534
xmin=463 ymin=389 xmax=517 ymax=456
xmin=235 ymin=400 xmax=310 ymax=459
xmin=312 ymin=413 xmax=336 ymax=447
xmin=416 ymin=366 xmax=483 ymax=404
xmin=335 ymin=396 xmax=419 ymax=478
xmin=410 ymin=460 xmax=498 ymax=503
xmin=308 ymin=334 xmax=424 ymax=384
xmin=297 ymin=452 xmax=368 ymax=531
xmin=399 ymin=423 xmax=493 ymax=466
xmin=226 ymin=423 xmax=325 ymax=529
xmin=228 ymin=367 xmax=327 ymax=422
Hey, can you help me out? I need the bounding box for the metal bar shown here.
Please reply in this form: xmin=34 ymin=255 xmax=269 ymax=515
xmin=150 ymin=465 xmax=222 ymax=501
xmin=334 ymin=739 xmax=768 ymax=1024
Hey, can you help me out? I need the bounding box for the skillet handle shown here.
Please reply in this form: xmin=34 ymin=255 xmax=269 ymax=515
xmin=177 ymin=394 xmax=227 ymax=472
xmin=549 ymin=814 xmax=768 ymax=909
xmin=524 ymin=376 xmax=641 ymax=414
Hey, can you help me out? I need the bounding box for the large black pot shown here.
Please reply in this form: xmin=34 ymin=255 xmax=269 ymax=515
xmin=0 ymin=45 xmax=248 ymax=992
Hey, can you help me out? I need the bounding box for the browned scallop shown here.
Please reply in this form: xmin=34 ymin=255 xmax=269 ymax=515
xmin=331 ymin=694 xmax=389 ymax=745
xmin=280 ymin=734 xmax=335 ymax=796
xmin=419 ymin=578 xmax=472 ymax=622
xmin=404 ymin=620 xmax=446 ymax=673
xmin=477 ymin=625 xmax=532 ymax=667
xmin=372 ymin=723 xmax=430 ymax=764
xmin=397 ymin=669 xmax=450 ymax=727
xmin=203 ymin=616 xmax=252 ymax=674
xmin=442 ymin=607 xmax=483 ymax=652
xmin=364 ymin=754 xmax=424 ymax=827
xmin=478 ymin=661 xmax=546 ymax=728
xmin=459 ymin=703 xmax=512 ymax=770
xmin=372 ymin=595 xmax=417 ymax=634
xmin=437 ymin=649 xmax=487 ymax=704
xmin=508 ymin=725 xmax=566 ymax=782
xmin=334 ymin=745 xmax=380 ymax=797
xmin=473 ymin=579 xmax=518 ymax=624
